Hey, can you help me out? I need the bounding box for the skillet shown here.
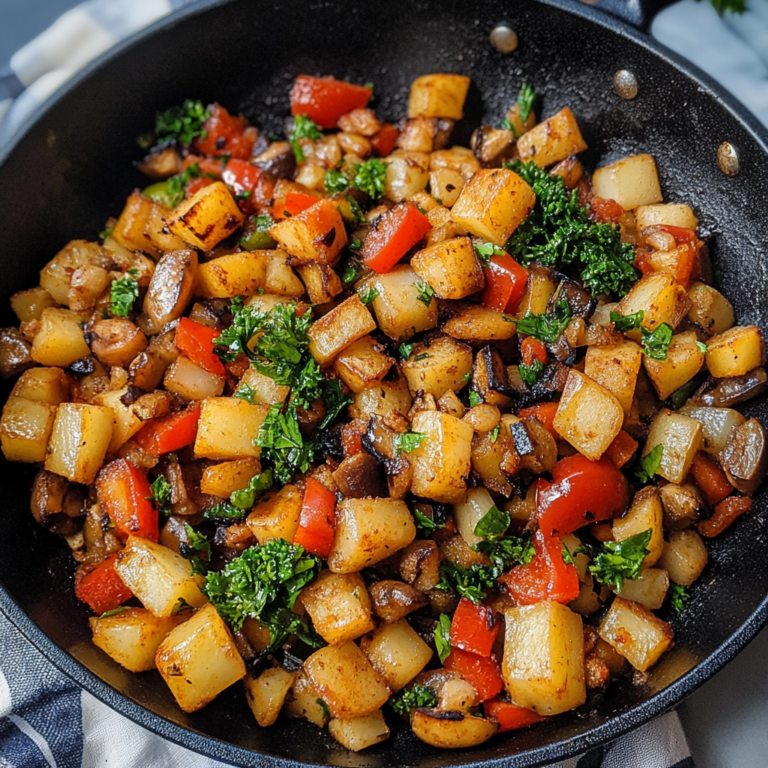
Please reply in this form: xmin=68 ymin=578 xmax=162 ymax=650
xmin=0 ymin=0 xmax=767 ymax=765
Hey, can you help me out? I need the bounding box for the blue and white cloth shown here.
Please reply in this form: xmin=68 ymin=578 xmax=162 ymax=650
xmin=1 ymin=0 xmax=767 ymax=765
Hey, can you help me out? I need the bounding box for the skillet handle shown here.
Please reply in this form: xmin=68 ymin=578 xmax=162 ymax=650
xmin=592 ymin=0 xmax=678 ymax=32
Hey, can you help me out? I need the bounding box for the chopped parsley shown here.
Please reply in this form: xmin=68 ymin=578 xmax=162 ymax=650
xmin=147 ymin=475 xmax=172 ymax=517
xmin=109 ymin=273 xmax=139 ymax=317
xmin=414 ymin=352 xmax=430 ymax=362
xmin=146 ymin=99 xmax=210 ymax=148
xmin=696 ymin=340 xmax=708 ymax=354
xmin=413 ymin=508 xmax=446 ymax=537
xmin=99 ymin=606 xmax=129 ymax=619
xmin=352 ymin=158 xmax=387 ymax=200
xmin=435 ymin=560 xmax=499 ymax=603
xmin=517 ymin=83 xmax=537 ymax=123
xmin=180 ymin=523 xmax=211 ymax=576
xmin=589 ymin=529 xmax=652 ymax=592
xmin=468 ymin=390 xmax=483 ymax=407
xmin=341 ymin=259 xmax=361 ymax=285
xmin=318 ymin=378 xmax=352 ymax=431
xmin=289 ymin=115 xmax=322 ymax=163
xmin=473 ymin=242 xmax=505 ymax=268
xmin=514 ymin=297 xmax=572 ymax=344
xmin=642 ymin=323 xmax=673 ymax=361
xmin=393 ymin=431 xmax=426 ymax=454
xmin=414 ymin=280 xmax=435 ymax=307
xmin=229 ymin=469 xmax=273 ymax=510
xmin=670 ymin=378 xmax=700 ymax=410
xmin=611 ymin=310 xmax=644 ymax=334
xmin=668 ymin=582 xmax=691 ymax=614
xmin=234 ymin=382 xmax=258 ymax=405
xmin=358 ymin=285 xmax=379 ymax=305
xmin=399 ymin=342 xmax=416 ymax=359
xmin=324 ymin=169 xmax=349 ymax=194
xmin=255 ymin=403 xmax=316 ymax=485
xmin=316 ymin=699 xmax=331 ymax=722
xmin=474 ymin=530 xmax=536 ymax=572
xmin=390 ymin=684 xmax=438 ymax=717
xmin=435 ymin=614 xmax=452 ymax=664
xmin=519 ymin=359 xmax=544 ymax=386
xmin=204 ymin=502 xmax=245 ymax=522
xmin=473 ymin=505 xmax=510 ymax=539
xmin=491 ymin=424 xmax=501 ymax=442
xmin=636 ymin=444 xmax=664 ymax=484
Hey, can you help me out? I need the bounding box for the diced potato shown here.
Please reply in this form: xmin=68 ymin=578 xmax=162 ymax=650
xmin=333 ymin=336 xmax=395 ymax=394
xmin=156 ymin=603 xmax=246 ymax=712
xmin=598 ymin=597 xmax=673 ymax=672
xmin=92 ymin=387 xmax=144 ymax=453
xmin=617 ymin=272 xmax=691 ymax=333
xmin=553 ymin=370 xmax=623 ymax=460
xmin=442 ymin=302 xmax=517 ymax=341
xmin=200 ymin=458 xmax=260 ymax=498
xmin=195 ymin=251 xmax=268 ymax=299
xmin=11 ymin=286 xmax=57 ymax=323
xmin=40 ymin=239 xmax=112 ymax=305
xmin=308 ymin=295 xmax=376 ymax=365
xmin=164 ymin=356 xmax=225 ymax=401
xmin=454 ymin=487 xmax=496 ymax=548
xmin=112 ymin=192 xmax=161 ymax=256
xmin=411 ymin=710 xmax=498 ymax=749
xmin=644 ymin=330 xmax=705 ymax=400
xmin=613 ymin=486 xmax=664 ymax=567
xmin=350 ymin=378 xmax=412 ymax=420
xmin=450 ymin=168 xmax=536 ymax=247
xmin=705 ymin=325 xmax=765 ymax=378
xmin=678 ymin=404 xmax=745 ymax=454
xmin=362 ymin=619 xmax=433 ymax=691
xmin=244 ymin=666 xmax=295 ymax=727
xmin=285 ymin=670 xmax=330 ymax=727
xmin=430 ymin=146 xmax=480 ymax=182
xmin=367 ymin=265 xmax=438 ymax=342
xmin=30 ymin=308 xmax=90 ymax=367
xmin=45 ymin=403 xmax=113 ymax=483
xmin=328 ymin=498 xmax=416 ymax=573
xmin=592 ymin=154 xmax=663 ymax=210
xmin=429 ymin=169 xmax=465 ymax=207
xmin=687 ymin=282 xmax=735 ymax=336
xmin=618 ymin=569 xmax=670 ymax=610
xmin=0 ymin=397 xmax=56 ymax=463
xmin=115 ymin=536 xmax=207 ymax=616
xmin=401 ymin=335 xmax=473 ymax=398
xmin=515 ymin=268 xmax=556 ymax=317
xmin=658 ymin=529 xmax=708 ymax=587
xmin=269 ymin=199 xmax=347 ymax=265
xmin=145 ymin=199 xmax=187 ymax=253
xmin=384 ymin=150 xmax=430 ymax=202
xmin=329 ymin=710 xmax=390 ymax=751
xmin=90 ymin=607 xmax=184 ymax=672
xmin=246 ymin=485 xmax=302 ymax=544
xmin=301 ymin=571 xmax=375 ymax=645
xmin=305 ymin=641 xmax=390 ymax=719
xmin=407 ymin=74 xmax=471 ymax=120
xmin=635 ymin=203 xmax=698 ymax=231
xmin=502 ymin=601 xmax=585 ymax=715
xmin=263 ymin=250 xmax=304 ymax=296
xmin=410 ymin=410 xmax=473 ymax=503
xmin=584 ymin=340 xmax=643 ymax=414
xmin=411 ymin=237 xmax=484 ymax=300
xmin=237 ymin=367 xmax=290 ymax=405
xmin=167 ymin=181 xmax=245 ymax=250
xmin=643 ymin=409 xmax=702 ymax=483
xmin=297 ymin=262 xmax=342 ymax=304
xmin=194 ymin=397 xmax=270 ymax=460
xmin=12 ymin=367 xmax=68 ymax=405
xmin=515 ymin=108 xmax=588 ymax=169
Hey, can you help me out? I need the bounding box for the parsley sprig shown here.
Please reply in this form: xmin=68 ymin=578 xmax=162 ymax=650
xmin=109 ymin=270 xmax=139 ymax=317
xmin=390 ymin=684 xmax=438 ymax=717
xmin=289 ymin=115 xmax=322 ymax=163
xmin=588 ymin=529 xmax=652 ymax=592
xmin=143 ymin=99 xmax=210 ymax=148
xmin=147 ymin=476 xmax=172 ymax=517
xmin=180 ymin=523 xmax=212 ymax=576
xmin=352 ymin=158 xmax=387 ymax=200
xmin=609 ymin=311 xmax=674 ymax=361
xmin=515 ymin=297 xmax=572 ymax=344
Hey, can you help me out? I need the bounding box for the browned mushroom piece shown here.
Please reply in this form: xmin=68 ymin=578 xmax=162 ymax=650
xmin=0 ymin=328 xmax=34 ymax=378
xmin=660 ymin=483 xmax=705 ymax=530
xmin=142 ymin=249 xmax=198 ymax=332
xmin=400 ymin=540 xmax=441 ymax=592
xmin=252 ymin=141 xmax=296 ymax=179
xmin=692 ymin=367 xmax=767 ymax=408
xmin=30 ymin=469 xmax=85 ymax=536
xmin=369 ymin=579 xmax=428 ymax=622
xmin=331 ymin=453 xmax=387 ymax=499
xmin=137 ymin=146 xmax=182 ymax=178
xmin=91 ymin=318 xmax=148 ymax=369
xmin=720 ymin=418 xmax=768 ymax=494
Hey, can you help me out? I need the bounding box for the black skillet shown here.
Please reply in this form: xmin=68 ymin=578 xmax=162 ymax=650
xmin=1 ymin=0 xmax=767 ymax=765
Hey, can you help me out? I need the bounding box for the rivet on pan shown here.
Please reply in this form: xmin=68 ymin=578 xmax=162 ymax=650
xmin=613 ymin=70 xmax=638 ymax=99
xmin=490 ymin=24 xmax=518 ymax=54
xmin=717 ymin=142 xmax=740 ymax=176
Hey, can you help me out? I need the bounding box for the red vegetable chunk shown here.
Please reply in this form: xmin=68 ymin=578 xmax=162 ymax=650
xmin=450 ymin=598 xmax=499 ymax=657
xmin=481 ymin=255 xmax=529 ymax=313
xmin=96 ymin=459 xmax=159 ymax=542
xmin=360 ymin=202 xmax=432 ymax=273
xmin=175 ymin=318 xmax=226 ymax=376
xmin=75 ymin=553 xmax=132 ymax=615
xmin=133 ymin=403 xmax=201 ymax=455
xmin=290 ymin=75 xmax=372 ymax=129
xmin=444 ymin=648 xmax=504 ymax=702
xmin=293 ymin=477 xmax=336 ymax=558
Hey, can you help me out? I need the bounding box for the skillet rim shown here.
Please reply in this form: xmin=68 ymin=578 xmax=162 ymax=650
xmin=1 ymin=0 xmax=767 ymax=765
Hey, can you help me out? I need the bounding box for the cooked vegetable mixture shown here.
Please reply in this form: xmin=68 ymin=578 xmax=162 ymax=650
xmin=2 ymin=71 xmax=766 ymax=752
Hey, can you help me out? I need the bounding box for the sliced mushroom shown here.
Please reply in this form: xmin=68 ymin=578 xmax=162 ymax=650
xmin=720 ymin=418 xmax=768 ymax=494
xmin=549 ymin=276 xmax=596 ymax=320
xmin=91 ymin=318 xmax=148 ymax=368
xmin=252 ymin=141 xmax=296 ymax=179
xmin=30 ymin=469 xmax=85 ymax=536
xmin=332 ymin=453 xmax=387 ymax=498
xmin=0 ymin=328 xmax=34 ymax=378
xmin=400 ymin=540 xmax=441 ymax=593
xmin=411 ymin=709 xmax=498 ymax=749
xmin=142 ymin=249 xmax=198 ymax=333
xmin=137 ymin=146 xmax=181 ymax=178
xmin=659 ymin=483 xmax=704 ymax=530
xmin=693 ymin=368 xmax=768 ymax=408
xmin=369 ymin=580 xmax=428 ymax=622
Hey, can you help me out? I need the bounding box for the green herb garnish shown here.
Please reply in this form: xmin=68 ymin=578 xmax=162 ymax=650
xmin=324 ymin=169 xmax=349 ymax=194
xmin=180 ymin=523 xmax=212 ymax=576
xmin=399 ymin=342 xmax=416 ymax=359
xmin=358 ymin=285 xmax=379 ymax=305
xmin=150 ymin=99 xmax=210 ymax=147
xmin=414 ymin=281 xmax=435 ymax=307
xmin=519 ymin=359 xmax=544 ymax=386
xmin=147 ymin=475 xmax=172 ymax=517
xmin=473 ymin=505 xmax=510 ymax=539
xmin=99 ymin=606 xmax=129 ymax=619
xmin=473 ymin=242 xmax=505 ymax=268
xmin=390 ymin=684 xmax=438 ymax=717
xmin=668 ymin=582 xmax=691 ymax=614
xmin=352 ymin=158 xmax=387 ymax=199
xmin=230 ymin=469 xmax=274 ymax=510
xmin=636 ymin=445 xmax=664 ymax=484
xmin=393 ymin=431 xmax=426 ymax=455
xmin=642 ymin=323 xmax=673 ymax=361
xmin=435 ymin=614 xmax=452 ymax=664
xmin=589 ymin=529 xmax=652 ymax=592
xmin=109 ymin=274 xmax=139 ymax=317
xmin=517 ymin=83 xmax=537 ymax=123
xmin=289 ymin=115 xmax=322 ymax=163
xmin=469 ymin=391 xmax=482 ymax=407
xmin=515 ymin=297 xmax=572 ymax=344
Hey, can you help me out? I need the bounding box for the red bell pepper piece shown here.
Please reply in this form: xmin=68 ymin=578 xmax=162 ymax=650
xmin=75 ymin=553 xmax=132 ymax=615
xmin=293 ymin=477 xmax=336 ymax=558
xmin=360 ymin=202 xmax=432 ymax=273
xmin=133 ymin=403 xmax=201 ymax=455
xmin=450 ymin=598 xmax=499 ymax=657
xmin=371 ymin=123 xmax=399 ymax=157
xmin=193 ymin=103 xmax=256 ymax=160
xmin=536 ymin=454 xmax=631 ymax=537
xmin=273 ymin=192 xmax=321 ymax=219
xmin=175 ymin=318 xmax=226 ymax=376
xmin=605 ymin=430 xmax=639 ymax=469
xmin=181 ymin=154 xmax=224 ymax=178
xmin=444 ymin=648 xmax=504 ymax=702
xmin=95 ymin=459 xmax=159 ymax=543
xmin=290 ymin=75 xmax=372 ymax=130
xmin=590 ymin=196 xmax=624 ymax=224
xmin=517 ymin=403 xmax=559 ymax=438
xmin=221 ymin=158 xmax=262 ymax=213
xmin=690 ymin=452 xmax=733 ymax=506
xmin=481 ymin=255 xmax=529 ymax=313
xmin=520 ymin=337 xmax=548 ymax=367
xmin=498 ymin=530 xmax=579 ymax=606
xmin=483 ymin=699 xmax=547 ymax=732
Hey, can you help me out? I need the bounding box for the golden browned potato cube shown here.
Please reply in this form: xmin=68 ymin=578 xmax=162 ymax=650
xmin=658 ymin=529 xmax=708 ymax=587
xmin=264 ymin=250 xmax=304 ymax=296
xmin=305 ymin=641 xmax=390 ymax=719
xmin=237 ymin=368 xmax=290 ymax=405
xmin=145 ymin=199 xmax=187 ymax=254
xmin=112 ymin=192 xmax=161 ymax=256
xmin=194 ymin=397 xmax=270 ymax=460
xmin=308 ymin=295 xmax=376 ymax=365
xmin=515 ymin=107 xmax=588 ymax=168
xmin=45 ymin=403 xmax=113 ymax=483
xmin=635 ymin=203 xmax=698 ymax=231
xmin=612 ymin=486 xmax=664 ymax=567
xmin=285 ymin=670 xmax=330 ymax=727
xmin=593 ymin=154 xmax=663 ymax=210
xmin=156 ymin=603 xmax=246 ymax=712
xmin=269 ymin=199 xmax=347 ymax=265
xmin=644 ymin=330 xmax=705 ymax=399
xmin=115 ymin=536 xmax=207 ymax=617
xmin=12 ymin=367 xmax=68 ymax=405
xmin=429 ymin=169 xmax=465 ymax=207
xmin=297 ymin=262 xmax=342 ymax=305
xmin=402 ymin=335 xmax=473 ymax=398
xmin=350 ymin=378 xmax=412 ymax=420
xmin=705 ymin=325 xmax=765 ymax=378
xmin=410 ymin=410 xmax=473 ymax=503
xmin=515 ymin=269 xmax=556 ymax=317
xmin=201 ymin=458 xmax=261 ymax=498
xmin=411 ymin=710 xmax=498 ymax=749
xmin=244 ymin=666 xmax=295 ymax=727
xmin=407 ymin=73 xmax=471 ymax=120
xmin=643 ymin=409 xmax=702 ymax=483
xmin=11 ymin=287 xmax=57 ymax=323
xmin=334 ymin=336 xmax=395 ymax=394
xmin=31 ymin=308 xmax=90 ymax=367
xmin=167 ymin=181 xmax=245 ymax=250
xmin=164 ymin=356 xmax=225 ymax=401
xmin=384 ymin=150 xmax=430 ymax=203
xmin=90 ymin=607 xmax=184 ymax=672
xmin=411 ymin=237 xmax=485 ymax=300
xmin=598 ymin=597 xmax=673 ymax=671
xmin=430 ymin=146 xmax=480 ymax=181
xmin=450 ymin=168 xmax=536 ymax=247
xmin=301 ymin=570 xmax=375 ymax=645
xmin=195 ymin=251 xmax=268 ymax=299
xmin=362 ymin=619 xmax=432 ymax=692
xmin=328 ymin=498 xmax=416 ymax=573
xmin=617 ymin=272 xmax=691 ymax=332
xmin=246 ymin=485 xmax=302 ymax=544
xmin=502 ymin=601 xmax=586 ymax=715
xmin=687 ymin=282 xmax=735 ymax=336
xmin=367 ymin=265 xmax=438 ymax=342
xmin=329 ymin=711 xmax=390 ymax=751
xmin=0 ymin=397 xmax=56 ymax=463
xmin=442 ymin=302 xmax=517 ymax=341
xmin=92 ymin=387 xmax=144 ymax=453
xmin=584 ymin=340 xmax=643 ymax=414
xmin=553 ymin=370 xmax=623 ymax=460
xmin=40 ymin=239 xmax=112 ymax=305
xmin=618 ymin=569 xmax=670 ymax=610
